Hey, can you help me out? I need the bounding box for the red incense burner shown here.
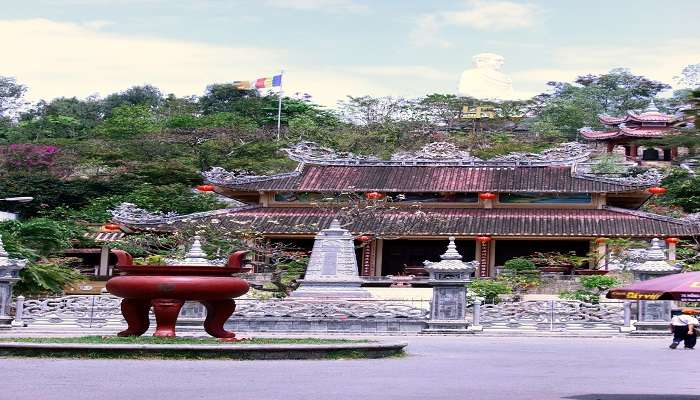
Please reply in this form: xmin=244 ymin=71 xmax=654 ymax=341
xmin=106 ymin=248 xmax=250 ymax=339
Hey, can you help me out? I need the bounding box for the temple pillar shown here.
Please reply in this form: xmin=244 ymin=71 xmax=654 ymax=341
xmin=671 ymin=147 xmax=679 ymax=160
xmin=596 ymin=240 xmax=607 ymax=269
xmin=360 ymin=240 xmax=374 ymax=276
xmin=623 ymin=145 xmax=631 ymax=157
xmin=606 ymin=141 xmax=615 ymax=153
xmin=667 ymin=242 xmax=677 ymax=261
xmin=374 ymin=239 xmax=383 ymax=276
xmin=630 ymin=143 xmax=638 ymax=160
xmin=477 ymin=239 xmax=492 ymax=278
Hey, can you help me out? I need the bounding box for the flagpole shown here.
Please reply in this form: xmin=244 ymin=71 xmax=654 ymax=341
xmin=276 ymin=69 xmax=284 ymax=141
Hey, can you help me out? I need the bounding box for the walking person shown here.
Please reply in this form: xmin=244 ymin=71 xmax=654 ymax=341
xmin=669 ymin=308 xmax=699 ymax=349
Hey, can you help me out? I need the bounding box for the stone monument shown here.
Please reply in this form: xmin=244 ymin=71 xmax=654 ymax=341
xmin=291 ymin=219 xmax=370 ymax=298
xmin=422 ymin=237 xmax=477 ymax=333
xmin=458 ymin=53 xmax=516 ymax=100
xmin=0 ymin=234 xmax=27 ymax=329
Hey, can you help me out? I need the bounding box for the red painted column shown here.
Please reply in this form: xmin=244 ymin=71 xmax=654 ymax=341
xmin=630 ymin=143 xmax=638 ymax=160
xmin=478 ymin=241 xmax=491 ymax=278
xmin=361 ymin=240 xmax=374 ymax=276
xmin=671 ymin=146 xmax=678 ymax=160
xmin=606 ymin=141 xmax=615 ymax=153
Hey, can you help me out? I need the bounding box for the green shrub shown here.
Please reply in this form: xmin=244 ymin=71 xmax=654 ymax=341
xmin=579 ymin=275 xmax=619 ymax=292
xmin=15 ymin=263 xmax=85 ymax=296
xmin=503 ymin=258 xmax=537 ymax=272
xmin=468 ymin=279 xmax=512 ymax=303
xmin=559 ymin=275 xmax=619 ymax=304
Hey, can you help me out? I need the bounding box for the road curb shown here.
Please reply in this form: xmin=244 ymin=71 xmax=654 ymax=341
xmin=0 ymin=341 xmax=408 ymax=360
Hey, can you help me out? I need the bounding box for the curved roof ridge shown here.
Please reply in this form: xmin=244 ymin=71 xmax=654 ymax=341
xmin=602 ymin=206 xmax=691 ymax=226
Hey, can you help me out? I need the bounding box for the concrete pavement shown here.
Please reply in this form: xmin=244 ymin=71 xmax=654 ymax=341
xmin=1 ymin=336 xmax=698 ymax=400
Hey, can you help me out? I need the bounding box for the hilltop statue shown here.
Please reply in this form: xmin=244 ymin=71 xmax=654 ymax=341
xmin=458 ymin=53 xmax=516 ymax=100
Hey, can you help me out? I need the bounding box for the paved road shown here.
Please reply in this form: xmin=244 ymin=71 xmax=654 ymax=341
xmin=2 ymin=336 xmax=699 ymax=400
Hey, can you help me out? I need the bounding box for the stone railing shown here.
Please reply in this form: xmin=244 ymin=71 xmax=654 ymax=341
xmin=476 ymin=300 xmax=625 ymax=331
xmin=12 ymin=295 xmax=630 ymax=333
xmin=13 ymin=295 xmax=430 ymax=329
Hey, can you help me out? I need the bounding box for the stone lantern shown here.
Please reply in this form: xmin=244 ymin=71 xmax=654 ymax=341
xmin=0 ymin=234 xmax=27 ymax=329
xmin=627 ymin=238 xmax=682 ymax=331
xmin=629 ymin=238 xmax=682 ymax=281
xmin=422 ymin=237 xmax=477 ymax=333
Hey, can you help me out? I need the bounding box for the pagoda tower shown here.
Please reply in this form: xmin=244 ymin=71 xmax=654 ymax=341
xmin=580 ymin=100 xmax=682 ymax=162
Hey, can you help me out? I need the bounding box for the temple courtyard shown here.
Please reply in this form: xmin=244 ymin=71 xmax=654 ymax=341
xmin=2 ymin=335 xmax=697 ymax=400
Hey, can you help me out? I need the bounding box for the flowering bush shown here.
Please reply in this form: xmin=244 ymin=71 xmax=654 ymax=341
xmin=0 ymin=144 xmax=62 ymax=174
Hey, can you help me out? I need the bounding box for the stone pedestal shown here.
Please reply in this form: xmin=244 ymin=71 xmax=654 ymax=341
xmin=422 ymin=237 xmax=477 ymax=334
xmin=0 ymin=234 xmax=27 ymax=329
xmin=292 ymin=220 xmax=370 ymax=298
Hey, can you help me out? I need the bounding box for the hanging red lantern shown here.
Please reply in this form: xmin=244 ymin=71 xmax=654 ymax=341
xmin=476 ymin=236 xmax=492 ymax=243
xmin=357 ymin=235 xmax=372 ymax=242
xmin=647 ymin=187 xmax=667 ymax=195
xmin=665 ymin=237 xmax=680 ymax=244
xmin=595 ymin=237 xmax=609 ymax=245
xmin=365 ymin=191 xmax=384 ymax=200
xmin=102 ymin=223 xmax=121 ymax=232
xmin=196 ymin=184 xmax=215 ymax=192
xmin=479 ymin=192 xmax=497 ymax=201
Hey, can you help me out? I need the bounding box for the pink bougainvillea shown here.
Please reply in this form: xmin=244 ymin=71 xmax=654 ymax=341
xmin=0 ymin=144 xmax=61 ymax=170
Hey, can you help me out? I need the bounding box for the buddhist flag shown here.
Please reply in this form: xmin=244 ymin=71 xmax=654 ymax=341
xmin=233 ymin=74 xmax=282 ymax=90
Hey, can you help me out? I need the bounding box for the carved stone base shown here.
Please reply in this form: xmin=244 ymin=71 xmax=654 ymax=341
xmin=0 ymin=315 xmax=13 ymax=330
xmin=422 ymin=320 xmax=472 ymax=334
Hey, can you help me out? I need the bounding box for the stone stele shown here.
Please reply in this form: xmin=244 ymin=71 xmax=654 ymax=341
xmin=291 ymin=219 xmax=370 ymax=298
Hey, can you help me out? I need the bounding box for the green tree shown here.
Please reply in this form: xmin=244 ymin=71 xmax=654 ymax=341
xmin=0 ymin=76 xmax=26 ymax=118
xmin=199 ymin=84 xmax=256 ymax=115
xmin=100 ymin=104 xmax=158 ymax=137
xmin=102 ymin=85 xmax=163 ymax=116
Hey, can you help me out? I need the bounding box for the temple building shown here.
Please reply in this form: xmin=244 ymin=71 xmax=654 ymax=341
xmin=579 ymin=101 xmax=683 ymax=162
xmin=113 ymin=142 xmax=698 ymax=279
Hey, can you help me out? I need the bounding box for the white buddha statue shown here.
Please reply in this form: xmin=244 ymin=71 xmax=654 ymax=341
xmin=458 ymin=53 xmax=516 ymax=100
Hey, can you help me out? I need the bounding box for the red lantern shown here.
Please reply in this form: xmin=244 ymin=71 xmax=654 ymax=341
xmin=665 ymin=237 xmax=680 ymax=244
xmin=357 ymin=235 xmax=372 ymax=242
xmin=102 ymin=223 xmax=121 ymax=232
xmin=595 ymin=237 xmax=609 ymax=245
xmin=479 ymin=192 xmax=497 ymax=201
xmin=197 ymin=184 xmax=215 ymax=192
xmin=476 ymin=236 xmax=492 ymax=243
xmin=365 ymin=191 xmax=384 ymax=200
xmin=647 ymin=187 xmax=667 ymax=195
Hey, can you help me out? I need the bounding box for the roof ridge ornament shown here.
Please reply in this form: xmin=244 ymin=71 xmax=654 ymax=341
xmin=282 ymin=141 xmax=590 ymax=167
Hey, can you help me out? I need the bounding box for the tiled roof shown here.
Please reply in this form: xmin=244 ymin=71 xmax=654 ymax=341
xmin=581 ymin=126 xmax=675 ymax=140
xmin=599 ymin=115 xmax=626 ymax=125
xmin=141 ymin=206 xmax=698 ymax=237
xmin=217 ymin=165 xmax=643 ymax=193
xmin=598 ymin=111 xmax=677 ymax=126
xmin=626 ymin=111 xmax=677 ymax=123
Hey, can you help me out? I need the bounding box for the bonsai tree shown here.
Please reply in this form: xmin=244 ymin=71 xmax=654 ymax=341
xmin=467 ymin=279 xmax=512 ymax=304
xmin=560 ymin=275 xmax=620 ymax=304
xmin=499 ymin=258 xmax=540 ymax=299
xmin=526 ymin=251 xmax=589 ymax=271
